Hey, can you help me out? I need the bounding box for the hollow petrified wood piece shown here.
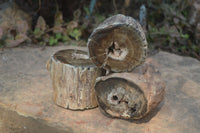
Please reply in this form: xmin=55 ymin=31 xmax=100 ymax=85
xmin=46 ymin=49 xmax=103 ymax=110
xmin=87 ymin=14 xmax=148 ymax=72
xmin=95 ymin=63 xmax=165 ymax=119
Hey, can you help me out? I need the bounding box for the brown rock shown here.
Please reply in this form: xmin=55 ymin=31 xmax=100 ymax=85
xmin=95 ymin=63 xmax=165 ymax=120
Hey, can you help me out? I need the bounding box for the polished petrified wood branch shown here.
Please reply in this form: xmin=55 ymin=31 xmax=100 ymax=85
xmin=87 ymin=14 xmax=148 ymax=72
xmin=95 ymin=63 xmax=165 ymax=119
xmin=47 ymin=49 xmax=103 ymax=110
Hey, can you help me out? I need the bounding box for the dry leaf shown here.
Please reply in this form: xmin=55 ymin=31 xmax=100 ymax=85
xmin=124 ymin=0 xmax=130 ymax=7
xmin=53 ymin=25 xmax=63 ymax=34
xmin=73 ymin=9 xmax=81 ymax=20
xmin=35 ymin=16 xmax=47 ymax=32
xmin=5 ymin=34 xmax=28 ymax=47
xmin=54 ymin=11 xmax=63 ymax=26
xmin=17 ymin=20 xmax=29 ymax=34
xmin=67 ymin=21 xmax=78 ymax=30
xmin=53 ymin=11 xmax=64 ymax=33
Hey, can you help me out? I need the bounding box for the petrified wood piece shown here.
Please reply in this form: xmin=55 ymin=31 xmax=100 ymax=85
xmin=95 ymin=63 xmax=165 ymax=119
xmin=46 ymin=49 xmax=102 ymax=110
xmin=87 ymin=14 xmax=148 ymax=72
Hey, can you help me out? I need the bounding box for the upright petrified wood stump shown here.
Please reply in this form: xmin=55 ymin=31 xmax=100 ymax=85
xmin=46 ymin=49 xmax=102 ymax=110
xmin=87 ymin=14 xmax=148 ymax=72
xmin=95 ymin=63 xmax=165 ymax=119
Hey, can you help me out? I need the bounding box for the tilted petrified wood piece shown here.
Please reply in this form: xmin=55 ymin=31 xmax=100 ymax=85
xmin=95 ymin=63 xmax=165 ymax=119
xmin=46 ymin=49 xmax=103 ymax=110
xmin=87 ymin=14 xmax=148 ymax=72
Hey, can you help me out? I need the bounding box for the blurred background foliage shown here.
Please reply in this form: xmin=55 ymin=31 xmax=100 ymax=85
xmin=0 ymin=0 xmax=199 ymax=60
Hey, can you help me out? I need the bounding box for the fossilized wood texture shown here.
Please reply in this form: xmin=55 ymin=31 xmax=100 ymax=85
xmin=87 ymin=14 xmax=148 ymax=72
xmin=46 ymin=49 xmax=103 ymax=110
xmin=95 ymin=63 xmax=165 ymax=119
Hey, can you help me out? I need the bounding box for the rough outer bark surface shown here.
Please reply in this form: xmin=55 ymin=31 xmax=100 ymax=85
xmin=47 ymin=49 xmax=102 ymax=110
xmin=87 ymin=14 xmax=148 ymax=72
xmin=95 ymin=63 xmax=165 ymax=120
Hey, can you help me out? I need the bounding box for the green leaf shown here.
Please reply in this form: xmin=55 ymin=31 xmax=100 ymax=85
xmin=95 ymin=14 xmax=105 ymax=23
xmin=181 ymin=45 xmax=186 ymax=50
xmin=69 ymin=29 xmax=81 ymax=41
xmin=181 ymin=33 xmax=189 ymax=39
xmin=84 ymin=6 xmax=90 ymax=16
xmin=54 ymin=11 xmax=63 ymax=26
xmin=33 ymin=28 xmax=44 ymax=39
xmin=33 ymin=28 xmax=40 ymax=35
xmin=54 ymin=38 xmax=58 ymax=44
xmin=71 ymin=43 xmax=77 ymax=46
xmin=160 ymin=27 xmax=165 ymax=34
xmin=0 ymin=41 xmax=5 ymax=47
xmin=192 ymin=45 xmax=200 ymax=53
xmin=62 ymin=35 xmax=70 ymax=42
xmin=49 ymin=36 xmax=56 ymax=46
xmin=35 ymin=16 xmax=47 ymax=32
xmin=55 ymin=33 xmax=62 ymax=40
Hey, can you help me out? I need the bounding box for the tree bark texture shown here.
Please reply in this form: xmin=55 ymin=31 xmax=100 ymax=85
xmin=46 ymin=49 xmax=103 ymax=110
xmin=95 ymin=63 xmax=165 ymax=119
xmin=87 ymin=14 xmax=148 ymax=72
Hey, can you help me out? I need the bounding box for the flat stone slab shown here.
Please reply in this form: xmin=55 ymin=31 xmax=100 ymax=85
xmin=0 ymin=46 xmax=200 ymax=133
